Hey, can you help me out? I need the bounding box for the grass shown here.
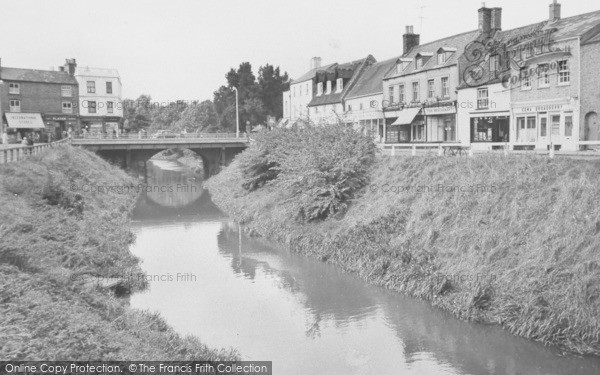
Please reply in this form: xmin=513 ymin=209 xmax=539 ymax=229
xmin=0 ymin=145 xmax=238 ymax=360
xmin=207 ymin=141 xmax=600 ymax=356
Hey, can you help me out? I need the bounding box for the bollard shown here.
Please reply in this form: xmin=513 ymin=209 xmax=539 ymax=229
xmin=504 ymin=143 xmax=508 ymax=156
xmin=2 ymin=150 xmax=6 ymax=164
xmin=391 ymin=145 xmax=395 ymax=156
xmin=438 ymin=144 xmax=443 ymax=157
xmin=468 ymin=148 xmax=474 ymax=157
xmin=411 ymin=145 xmax=416 ymax=156
xmin=549 ymin=143 xmax=555 ymax=159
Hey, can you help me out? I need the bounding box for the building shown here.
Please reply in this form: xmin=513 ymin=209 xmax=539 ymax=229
xmin=308 ymin=55 xmax=376 ymax=125
xmin=0 ymin=58 xmax=79 ymax=142
xmin=382 ymin=26 xmax=480 ymax=144
xmin=343 ymin=57 xmax=398 ymax=141
xmin=75 ymin=66 xmax=123 ymax=135
xmin=281 ymin=57 xmax=335 ymax=126
xmin=457 ymin=2 xmax=600 ymax=151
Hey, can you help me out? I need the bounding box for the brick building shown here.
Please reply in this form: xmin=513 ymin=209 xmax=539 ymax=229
xmin=0 ymin=58 xmax=79 ymax=142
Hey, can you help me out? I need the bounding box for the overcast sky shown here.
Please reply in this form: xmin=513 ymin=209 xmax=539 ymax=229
xmin=0 ymin=0 xmax=597 ymax=102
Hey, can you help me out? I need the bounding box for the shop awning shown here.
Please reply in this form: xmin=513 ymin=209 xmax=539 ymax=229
xmin=391 ymin=108 xmax=421 ymax=126
xmin=5 ymin=113 xmax=45 ymax=129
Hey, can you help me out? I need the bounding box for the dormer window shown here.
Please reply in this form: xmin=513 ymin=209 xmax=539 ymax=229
xmin=326 ymin=81 xmax=332 ymax=94
xmin=416 ymin=58 xmax=423 ymax=70
xmin=437 ymin=52 xmax=447 ymax=65
xmin=336 ymin=78 xmax=343 ymax=93
xmin=317 ymin=82 xmax=323 ymax=96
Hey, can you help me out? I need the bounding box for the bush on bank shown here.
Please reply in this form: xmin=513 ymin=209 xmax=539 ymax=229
xmin=207 ymin=128 xmax=600 ymax=356
xmin=0 ymin=146 xmax=238 ymax=360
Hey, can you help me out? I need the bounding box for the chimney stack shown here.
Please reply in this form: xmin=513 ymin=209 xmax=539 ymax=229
xmin=403 ymin=26 xmax=420 ymax=55
xmin=478 ymin=4 xmax=493 ymax=34
xmin=549 ymin=0 xmax=561 ymax=21
xmin=310 ymin=57 xmax=322 ymax=70
xmin=59 ymin=66 xmax=65 ymax=72
xmin=64 ymin=58 xmax=77 ymax=75
xmin=491 ymin=7 xmax=502 ymax=32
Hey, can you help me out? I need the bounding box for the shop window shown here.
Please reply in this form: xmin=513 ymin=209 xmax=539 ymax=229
xmin=62 ymin=102 xmax=73 ymax=114
xmin=412 ymin=123 xmax=425 ymax=142
xmin=558 ymin=60 xmax=570 ymax=84
xmin=106 ymin=82 xmax=113 ymax=94
xmin=412 ymin=82 xmax=419 ymax=102
xmin=9 ymin=83 xmax=20 ymax=94
xmin=107 ymin=101 xmax=114 ymax=114
xmin=477 ymin=88 xmax=489 ymax=109
xmin=336 ymin=78 xmax=343 ymax=93
xmin=61 ymin=85 xmax=72 ymax=97
xmin=87 ymin=81 xmax=96 ymax=94
xmin=88 ymin=101 xmax=97 ymax=114
xmin=441 ymin=77 xmax=449 ymax=98
xmin=538 ymin=64 xmax=550 ymax=88
xmin=443 ymin=118 xmax=456 ymax=142
xmin=9 ymin=99 xmax=20 ymax=112
xmin=551 ymin=115 xmax=560 ymax=136
xmin=565 ymin=115 xmax=573 ymax=137
xmin=540 ymin=117 xmax=548 ymax=137
xmin=317 ymin=82 xmax=323 ymax=96
xmin=427 ymin=79 xmax=435 ymax=99
xmin=516 ymin=116 xmax=536 ymax=142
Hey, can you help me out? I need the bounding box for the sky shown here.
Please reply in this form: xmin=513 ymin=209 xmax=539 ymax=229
xmin=0 ymin=0 xmax=597 ymax=102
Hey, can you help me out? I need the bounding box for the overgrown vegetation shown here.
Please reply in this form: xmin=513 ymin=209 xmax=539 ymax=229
xmin=239 ymin=125 xmax=376 ymax=222
xmin=207 ymin=133 xmax=600 ymax=356
xmin=0 ymin=146 xmax=238 ymax=360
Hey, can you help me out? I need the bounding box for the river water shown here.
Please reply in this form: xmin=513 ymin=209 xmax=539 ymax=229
xmin=129 ymin=159 xmax=600 ymax=375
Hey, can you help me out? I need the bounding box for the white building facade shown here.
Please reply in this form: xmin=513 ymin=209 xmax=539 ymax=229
xmin=75 ymin=67 xmax=123 ymax=135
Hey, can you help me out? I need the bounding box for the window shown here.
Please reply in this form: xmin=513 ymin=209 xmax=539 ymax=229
xmin=441 ymin=77 xmax=449 ymax=98
xmin=88 ymin=101 xmax=97 ymax=114
xmin=521 ymin=68 xmax=531 ymax=90
xmin=359 ymin=103 xmax=363 ymax=110
xmin=565 ymin=114 xmax=573 ymax=137
xmin=107 ymin=101 xmax=114 ymax=114
xmin=317 ymin=82 xmax=323 ymax=96
xmin=106 ymin=82 xmax=113 ymax=94
xmin=87 ymin=81 xmax=96 ymax=93
xmin=9 ymin=99 xmax=20 ymax=112
xmin=538 ymin=64 xmax=550 ymax=88
xmin=326 ymin=81 xmax=332 ymax=94
xmin=477 ymin=88 xmax=489 ymax=109
xmin=428 ymin=79 xmax=435 ymax=99
xmin=540 ymin=117 xmax=548 ymax=137
xmin=437 ymin=52 xmax=446 ymax=65
xmin=347 ymin=104 xmax=352 ymax=112
xmin=62 ymin=102 xmax=73 ymax=114
xmin=9 ymin=83 xmax=20 ymax=94
xmin=61 ymin=85 xmax=72 ymax=97
xmin=551 ymin=115 xmax=560 ymax=136
xmin=336 ymin=78 xmax=343 ymax=92
xmin=399 ymin=85 xmax=405 ymax=103
xmin=416 ymin=58 xmax=423 ymax=70
xmin=396 ymin=63 xmax=404 ymax=74
xmin=558 ymin=60 xmax=570 ymax=84
xmin=388 ymin=86 xmax=395 ymax=106
xmin=412 ymin=82 xmax=419 ymax=102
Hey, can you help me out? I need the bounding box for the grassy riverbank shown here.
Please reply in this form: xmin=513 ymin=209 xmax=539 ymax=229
xmin=0 ymin=146 xmax=238 ymax=360
xmin=207 ymin=126 xmax=600 ymax=356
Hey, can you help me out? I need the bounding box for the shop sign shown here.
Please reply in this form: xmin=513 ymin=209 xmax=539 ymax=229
xmin=515 ymin=104 xmax=565 ymax=113
xmin=424 ymin=105 xmax=456 ymax=116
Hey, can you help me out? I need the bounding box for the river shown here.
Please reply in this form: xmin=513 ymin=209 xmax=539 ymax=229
xmin=129 ymin=159 xmax=600 ymax=375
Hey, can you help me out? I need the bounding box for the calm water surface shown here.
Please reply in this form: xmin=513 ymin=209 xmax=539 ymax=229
xmin=129 ymin=160 xmax=600 ymax=375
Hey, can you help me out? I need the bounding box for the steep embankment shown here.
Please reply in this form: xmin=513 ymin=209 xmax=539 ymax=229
xmin=0 ymin=146 xmax=237 ymax=360
xmin=207 ymin=144 xmax=600 ymax=356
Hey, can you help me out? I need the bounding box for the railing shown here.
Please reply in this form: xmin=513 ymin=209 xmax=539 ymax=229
xmin=71 ymin=132 xmax=247 ymax=141
xmin=0 ymin=138 xmax=71 ymax=164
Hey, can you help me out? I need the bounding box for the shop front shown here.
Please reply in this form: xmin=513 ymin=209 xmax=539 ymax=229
xmin=511 ymin=99 xmax=577 ymax=151
xmin=469 ymin=111 xmax=510 ymax=149
xmin=43 ymin=114 xmax=79 ymax=140
xmin=80 ymin=116 xmax=122 ymax=135
xmin=423 ymin=103 xmax=457 ymax=143
xmin=384 ymin=107 xmax=423 ymax=143
xmin=4 ymin=113 xmax=46 ymax=142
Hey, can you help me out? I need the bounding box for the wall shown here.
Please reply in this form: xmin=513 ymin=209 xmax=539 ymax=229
xmin=289 ymin=79 xmax=313 ymax=121
xmin=76 ymin=74 xmax=123 ymax=118
xmin=0 ymin=81 xmax=79 ymax=116
xmin=580 ymin=40 xmax=600 ymax=142
xmin=383 ymin=65 xmax=459 ymax=107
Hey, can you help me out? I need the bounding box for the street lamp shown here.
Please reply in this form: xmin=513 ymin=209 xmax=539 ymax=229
xmin=232 ymin=86 xmax=240 ymax=138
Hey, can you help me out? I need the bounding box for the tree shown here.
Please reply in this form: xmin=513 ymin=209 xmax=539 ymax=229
xmin=258 ymin=64 xmax=290 ymax=119
xmin=172 ymin=100 xmax=218 ymax=132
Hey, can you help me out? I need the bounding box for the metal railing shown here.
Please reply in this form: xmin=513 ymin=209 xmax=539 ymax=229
xmin=0 ymin=138 xmax=71 ymax=164
xmin=71 ymin=132 xmax=247 ymax=141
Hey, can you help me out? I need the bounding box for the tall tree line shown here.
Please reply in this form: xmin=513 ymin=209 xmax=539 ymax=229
xmin=123 ymin=63 xmax=289 ymax=133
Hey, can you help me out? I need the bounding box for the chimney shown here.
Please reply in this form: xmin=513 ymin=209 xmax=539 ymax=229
xmin=403 ymin=26 xmax=420 ymax=55
xmin=59 ymin=66 xmax=65 ymax=72
xmin=310 ymin=57 xmax=322 ymax=70
xmin=64 ymin=58 xmax=77 ymax=75
xmin=549 ymin=0 xmax=561 ymax=21
xmin=491 ymin=7 xmax=502 ymax=32
xmin=478 ymin=4 xmax=492 ymax=34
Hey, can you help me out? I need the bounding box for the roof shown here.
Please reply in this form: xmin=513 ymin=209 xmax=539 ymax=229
xmin=346 ymin=57 xmax=399 ymax=99
xmin=0 ymin=67 xmax=78 ymax=84
xmin=292 ymin=63 xmax=336 ymax=84
xmin=75 ymin=66 xmax=121 ymax=78
xmin=307 ymin=56 xmax=374 ymax=107
xmin=384 ymin=30 xmax=480 ymax=80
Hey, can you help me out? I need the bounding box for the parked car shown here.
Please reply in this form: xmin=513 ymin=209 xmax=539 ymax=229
xmin=151 ymin=130 xmax=178 ymax=139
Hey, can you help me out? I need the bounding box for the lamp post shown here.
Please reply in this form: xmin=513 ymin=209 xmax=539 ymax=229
xmin=232 ymin=86 xmax=240 ymax=138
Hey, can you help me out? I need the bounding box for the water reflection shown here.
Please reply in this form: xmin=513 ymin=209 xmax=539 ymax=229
xmin=129 ymin=161 xmax=600 ymax=375
xmin=145 ymin=159 xmax=203 ymax=208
